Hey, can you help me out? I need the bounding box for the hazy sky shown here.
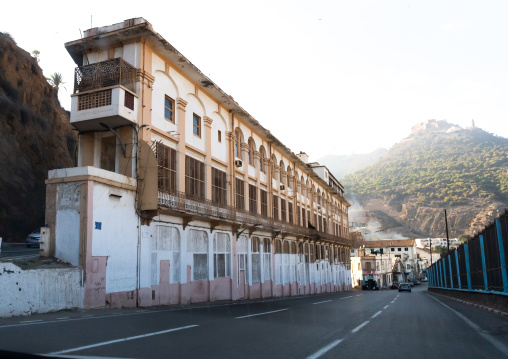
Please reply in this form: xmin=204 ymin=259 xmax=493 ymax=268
xmin=3 ymin=0 xmax=508 ymax=160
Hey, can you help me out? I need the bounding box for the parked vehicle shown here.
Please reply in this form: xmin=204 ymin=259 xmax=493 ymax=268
xmin=390 ymin=283 xmax=399 ymax=290
xmin=399 ymin=283 xmax=411 ymax=292
xmin=413 ymin=280 xmax=421 ymax=285
xmin=409 ymin=281 xmax=414 ymax=287
xmin=25 ymin=229 xmax=41 ymax=248
xmin=362 ymin=279 xmax=380 ymax=290
xmin=421 ymin=278 xmax=428 ymax=282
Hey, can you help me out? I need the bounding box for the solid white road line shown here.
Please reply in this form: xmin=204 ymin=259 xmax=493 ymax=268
xmin=306 ymin=339 xmax=344 ymax=359
xmin=351 ymin=320 xmax=369 ymax=333
xmin=340 ymin=296 xmax=353 ymax=300
xmin=48 ymin=325 xmax=199 ymax=355
xmin=427 ymin=294 xmax=508 ymax=357
xmin=235 ymin=308 xmax=289 ymax=319
xmin=313 ymin=300 xmax=332 ymax=305
xmin=371 ymin=311 xmax=382 ymax=319
xmin=383 ymin=305 xmax=389 ymax=309
xmin=19 ymin=320 xmax=42 ymax=323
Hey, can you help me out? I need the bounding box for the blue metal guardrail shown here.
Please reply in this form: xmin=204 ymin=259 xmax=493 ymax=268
xmin=428 ymin=209 xmax=508 ymax=296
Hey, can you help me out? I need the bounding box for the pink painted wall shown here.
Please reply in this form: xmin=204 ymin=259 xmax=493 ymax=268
xmin=210 ymin=277 xmax=231 ymax=301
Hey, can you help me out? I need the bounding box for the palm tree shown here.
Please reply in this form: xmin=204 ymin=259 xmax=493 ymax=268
xmin=46 ymin=72 xmax=66 ymax=93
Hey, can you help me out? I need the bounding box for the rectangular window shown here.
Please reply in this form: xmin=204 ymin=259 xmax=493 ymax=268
xmin=185 ymin=156 xmax=205 ymax=199
xmin=260 ymin=189 xmax=268 ymax=217
xmin=391 ymin=248 xmax=395 ymax=252
xmin=212 ymin=167 xmax=227 ymax=206
xmin=164 ymin=96 xmax=175 ymax=122
xmin=404 ymin=247 xmax=408 ymax=251
xmin=218 ymin=130 xmax=222 ymax=142
xmin=124 ymin=91 xmax=134 ymax=110
xmin=156 ymin=142 xmax=177 ymax=193
xmin=248 ymin=184 xmax=257 ymax=213
xmin=280 ymin=199 xmax=287 ymax=222
xmin=323 ymin=218 xmax=327 ymax=233
xmin=273 ymin=195 xmax=279 ymax=220
xmin=193 ymin=113 xmax=201 ymax=137
xmin=235 ymin=178 xmax=245 ymax=211
xmin=307 ymin=210 xmax=310 ymax=227
xmin=214 ymin=233 xmax=231 ymax=278
xmin=398 ymin=248 xmax=402 ymax=252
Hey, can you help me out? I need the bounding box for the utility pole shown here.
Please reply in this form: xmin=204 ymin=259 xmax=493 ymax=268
xmin=444 ymin=209 xmax=450 ymax=253
xmin=429 ymin=238 xmax=433 ymax=265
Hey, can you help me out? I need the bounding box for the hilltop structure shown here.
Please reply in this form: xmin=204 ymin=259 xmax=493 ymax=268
xmin=43 ymin=18 xmax=351 ymax=308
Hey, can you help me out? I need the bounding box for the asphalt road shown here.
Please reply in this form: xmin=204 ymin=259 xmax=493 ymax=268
xmin=0 ymin=284 xmax=507 ymax=359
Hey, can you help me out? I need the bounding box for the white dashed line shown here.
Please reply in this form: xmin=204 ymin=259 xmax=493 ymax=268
xmin=49 ymin=325 xmax=199 ymax=355
xmin=383 ymin=305 xmax=389 ymax=309
xmin=235 ymin=308 xmax=288 ymax=319
xmin=313 ymin=300 xmax=332 ymax=305
xmin=371 ymin=311 xmax=382 ymax=319
xmin=56 ymin=317 xmax=69 ymax=320
xmin=340 ymin=296 xmax=353 ymax=300
xmin=351 ymin=321 xmax=369 ymax=333
xmin=306 ymin=339 xmax=344 ymax=359
xmin=356 ymin=294 xmax=363 ymax=297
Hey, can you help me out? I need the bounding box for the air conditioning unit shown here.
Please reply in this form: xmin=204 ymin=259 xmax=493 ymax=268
xmin=280 ymin=184 xmax=285 ymax=191
xmin=234 ymin=160 xmax=243 ymax=168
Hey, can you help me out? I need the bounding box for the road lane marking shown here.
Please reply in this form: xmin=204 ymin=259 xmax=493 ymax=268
xmin=390 ymin=300 xmax=395 ymax=303
xmin=235 ymin=308 xmax=288 ymax=319
xmin=19 ymin=320 xmax=42 ymax=323
xmin=340 ymin=296 xmax=353 ymax=300
xmin=356 ymin=294 xmax=363 ymax=297
xmin=371 ymin=311 xmax=382 ymax=319
xmin=313 ymin=300 xmax=332 ymax=305
xmin=427 ymin=294 xmax=508 ymax=357
xmin=383 ymin=305 xmax=389 ymax=309
xmin=56 ymin=317 xmax=68 ymax=320
xmin=351 ymin=320 xmax=369 ymax=333
xmin=306 ymin=339 xmax=344 ymax=359
xmin=48 ymin=325 xmax=199 ymax=355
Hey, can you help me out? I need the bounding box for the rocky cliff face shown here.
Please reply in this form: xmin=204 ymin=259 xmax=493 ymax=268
xmin=0 ymin=33 xmax=77 ymax=242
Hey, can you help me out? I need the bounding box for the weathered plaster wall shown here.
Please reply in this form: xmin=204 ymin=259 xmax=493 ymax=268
xmin=91 ymin=182 xmax=138 ymax=294
xmin=0 ymin=262 xmax=84 ymax=317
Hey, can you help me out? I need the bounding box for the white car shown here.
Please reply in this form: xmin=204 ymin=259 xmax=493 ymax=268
xmin=399 ymin=283 xmax=411 ymax=292
xmin=25 ymin=230 xmax=41 ymax=248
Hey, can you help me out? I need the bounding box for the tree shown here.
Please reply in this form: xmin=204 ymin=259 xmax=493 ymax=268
xmin=46 ymin=72 xmax=66 ymax=93
xmin=458 ymin=234 xmax=469 ymax=243
xmin=32 ymin=50 xmax=40 ymax=63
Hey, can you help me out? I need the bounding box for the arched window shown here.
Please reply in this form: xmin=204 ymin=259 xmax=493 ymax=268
xmin=248 ymin=138 xmax=255 ymax=166
xmin=259 ymin=146 xmax=266 ymax=173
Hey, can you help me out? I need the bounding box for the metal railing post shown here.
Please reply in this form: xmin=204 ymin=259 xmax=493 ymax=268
xmin=455 ymin=250 xmax=461 ymax=289
xmin=479 ymin=234 xmax=488 ymax=291
xmin=495 ymin=219 xmax=508 ymax=293
xmin=448 ymin=255 xmax=454 ymax=289
xmin=464 ymin=243 xmax=472 ymax=290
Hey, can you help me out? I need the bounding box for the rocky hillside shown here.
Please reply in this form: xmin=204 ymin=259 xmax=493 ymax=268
xmin=342 ymin=120 xmax=508 ymax=238
xmin=0 ymin=32 xmax=77 ymax=242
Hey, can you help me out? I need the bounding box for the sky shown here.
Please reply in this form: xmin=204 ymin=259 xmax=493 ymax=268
xmin=3 ymin=0 xmax=508 ymax=160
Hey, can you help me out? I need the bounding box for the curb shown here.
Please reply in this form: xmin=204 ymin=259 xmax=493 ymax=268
xmin=429 ymin=291 xmax=508 ymax=318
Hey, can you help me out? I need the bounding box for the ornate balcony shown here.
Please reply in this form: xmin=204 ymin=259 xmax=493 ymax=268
xmin=70 ymin=58 xmax=138 ymax=132
xmin=157 ymin=190 xmax=351 ymax=245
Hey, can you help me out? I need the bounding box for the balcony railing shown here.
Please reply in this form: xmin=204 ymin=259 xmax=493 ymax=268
xmin=74 ymin=58 xmax=136 ymax=94
xmin=157 ymin=190 xmax=351 ymax=245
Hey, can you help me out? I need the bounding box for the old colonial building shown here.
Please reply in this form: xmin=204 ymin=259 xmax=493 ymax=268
xmin=43 ymin=18 xmax=351 ymax=308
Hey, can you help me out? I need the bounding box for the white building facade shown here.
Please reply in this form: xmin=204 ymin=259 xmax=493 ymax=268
xmin=43 ymin=18 xmax=351 ymax=309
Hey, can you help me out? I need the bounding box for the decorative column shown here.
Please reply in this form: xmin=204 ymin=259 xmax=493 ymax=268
xmin=176 ymin=98 xmax=187 ymax=194
xmin=226 ymin=131 xmax=235 ymax=207
xmin=254 ymin=151 xmax=261 ymax=214
xmin=241 ymin=142 xmax=249 ymax=211
xmin=204 ymin=116 xmax=213 ymax=200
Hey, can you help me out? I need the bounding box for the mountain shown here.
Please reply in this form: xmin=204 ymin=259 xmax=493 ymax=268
xmin=0 ymin=32 xmax=77 ymax=242
xmin=342 ymin=120 xmax=508 ymax=239
xmin=317 ymin=148 xmax=387 ymax=179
